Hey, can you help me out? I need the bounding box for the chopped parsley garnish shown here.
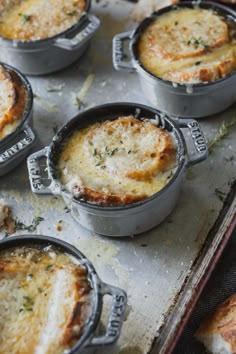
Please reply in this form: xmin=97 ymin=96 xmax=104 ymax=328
xmin=64 ymin=206 xmax=70 ymax=213
xmin=19 ymin=295 xmax=34 ymax=312
xmin=93 ymin=146 xmax=120 ymax=168
xmin=66 ymin=10 xmax=77 ymax=16
xmin=195 ymin=61 xmax=202 ymax=66
xmin=23 ymin=296 xmax=34 ymax=305
xmin=15 ymin=216 xmax=44 ymax=232
xmin=187 ymin=37 xmax=209 ymax=49
xmin=45 ymin=264 xmax=53 ymax=271
xmin=174 ymin=21 xmax=178 ymax=26
xmin=105 ymin=147 xmax=118 ymax=156
xmin=18 ymin=13 xmax=31 ymax=24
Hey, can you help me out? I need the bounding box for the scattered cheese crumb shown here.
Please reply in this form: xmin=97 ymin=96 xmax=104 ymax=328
xmin=0 ymin=199 xmax=8 ymax=229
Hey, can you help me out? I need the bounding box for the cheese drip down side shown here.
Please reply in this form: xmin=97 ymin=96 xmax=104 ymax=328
xmin=138 ymin=7 xmax=236 ymax=84
xmin=0 ymin=0 xmax=86 ymax=40
xmin=0 ymin=246 xmax=91 ymax=354
xmin=57 ymin=116 xmax=178 ymax=206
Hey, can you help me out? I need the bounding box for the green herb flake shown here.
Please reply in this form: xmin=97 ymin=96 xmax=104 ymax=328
xmin=128 ymin=150 xmax=132 ymax=154
xmin=15 ymin=216 xmax=44 ymax=232
xmin=215 ymin=188 xmax=226 ymax=202
xmin=66 ymin=10 xmax=77 ymax=16
xmin=18 ymin=13 xmax=31 ymax=24
xmin=38 ymin=288 xmax=43 ymax=293
xmin=106 ymin=147 xmax=118 ymax=156
xmin=93 ymin=148 xmax=97 ymax=156
xmin=25 ymin=307 xmax=33 ymax=312
xmin=195 ymin=61 xmax=201 ymax=66
xmin=64 ymin=206 xmax=70 ymax=213
xmin=45 ymin=264 xmax=53 ymax=271
xmin=27 ymin=273 xmax=33 ymax=279
xmin=23 ymin=296 xmax=34 ymax=305
xmin=174 ymin=21 xmax=178 ymax=26
xmin=187 ymin=37 xmax=209 ymax=49
xmin=74 ymin=96 xmax=83 ymax=110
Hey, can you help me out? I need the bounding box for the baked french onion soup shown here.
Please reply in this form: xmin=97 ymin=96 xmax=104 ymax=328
xmin=138 ymin=7 xmax=236 ymax=84
xmin=0 ymin=244 xmax=91 ymax=354
xmin=57 ymin=116 xmax=178 ymax=206
xmin=0 ymin=64 xmax=27 ymax=141
xmin=0 ymin=0 xmax=86 ymax=41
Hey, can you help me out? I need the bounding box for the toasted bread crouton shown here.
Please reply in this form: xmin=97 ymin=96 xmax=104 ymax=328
xmin=0 ymin=65 xmax=16 ymax=129
xmin=166 ymin=57 xmax=235 ymax=83
xmin=195 ymin=293 xmax=236 ymax=354
xmin=139 ymin=8 xmax=229 ymax=61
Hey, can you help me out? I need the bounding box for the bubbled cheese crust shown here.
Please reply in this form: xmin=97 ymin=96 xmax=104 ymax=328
xmin=138 ymin=8 xmax=236 ymax=84
xmin=0 ymin=245 xmax=91 ymax=354
xmin=58 ymin=116 xmax=177 ymax=206
xmin=0 ymin=0 xmax=86 ymax=41
xmin=0 ymin=65 xmax=27 ymax=141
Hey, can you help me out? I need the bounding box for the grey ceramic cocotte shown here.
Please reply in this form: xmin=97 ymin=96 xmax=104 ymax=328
xmin=112 ymin=1 xmax=236 ymax=118
xmin=0 ymin=63 xmax=35 ymax=176
xmin=27 ymin=103 xmax=208 ymax=237
xmin=0 ymin=235 xmax=127 ymax=353
xmin=0 ymin=0 xmax=100 ymax=75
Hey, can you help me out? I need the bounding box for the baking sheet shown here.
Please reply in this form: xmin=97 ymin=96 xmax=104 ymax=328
xmin=0 ymin=1 xmax=236 ymax=353
xmin=173 ymin=223 xmax=236 ymax=354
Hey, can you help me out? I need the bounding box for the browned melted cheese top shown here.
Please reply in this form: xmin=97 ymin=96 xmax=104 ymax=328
xmin=0 ymin=245 xmax=91 ymax=354
xmin=0 ymin=0 xmax=86 ymax=40
xmin=138 ymin=7 xmax=236 ymax=83
xmin=58 ymin=116 xmax=177 ymax=206
xmin=0 ymin=65 xmax=27 ymax=141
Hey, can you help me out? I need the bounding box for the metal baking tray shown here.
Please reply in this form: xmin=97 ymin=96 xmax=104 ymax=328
xmin=153 ymin=183 xmax=236 ymax=353
xmin=172 ymin=206 xmax=236 ymax=354
xmin=0 ymin=1 xmax=236 ymax=353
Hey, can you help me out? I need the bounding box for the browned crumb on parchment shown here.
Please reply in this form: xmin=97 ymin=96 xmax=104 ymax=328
xmin=0 ymin=200 xmax=15 ymax=235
